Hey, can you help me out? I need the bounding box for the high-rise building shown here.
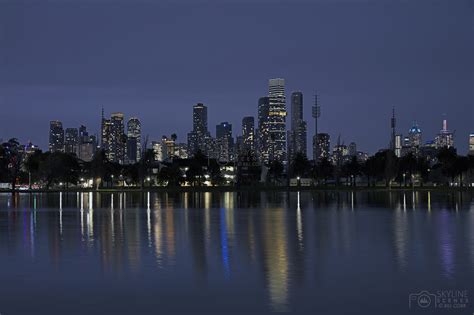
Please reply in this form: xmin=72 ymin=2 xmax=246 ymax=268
xmin=267 ymin=78 xmax=287 ymax=163
xmin=160 ymin=134 xmax=177 ymax=161
xmin=49 ymin=120 xmax=64 ymax=153
xmin=390 ymin=107 xmax=396 ymax=151
xmin=187 ymin=103 xmax=211 ymax=156
xmin=287 ymin=91 xmax=307 ymax=162
xmin=394 ymin=134 xmax=402 ymax=157
xmin=76 ymin=125 xmax=96 ymax=161
xmin=242 ymin=116 xmax=255 ymax=154
xmin=408 ymin=122 xmax=422 ymax=148
xmin=435 ymin=119 xmax=454 ymax=149
xmin=127 ymin=117 xmax=141 ymax=163
xmin=64 ymin=128 xmax=79 ymax=155
xmin=257 ymin=96 xmax=270 ymax=162
xmin=469 ymin=134 xmax=474 ymax=156
xmin=102 ymin=111 xmax=126 ymax=164
xmin=152 ymin=141 xmax=163 ymax=161
xmin=312 ymin=93 xmax=321 ymax=161
xmin=216 ymin=122 xmax=233 ymax=162
xmin=315 ymin=133 xmax=330 ymax=160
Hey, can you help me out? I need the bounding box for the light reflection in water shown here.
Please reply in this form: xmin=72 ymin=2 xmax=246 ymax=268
xmin=0 ymin=191 xmax=472 ymax=314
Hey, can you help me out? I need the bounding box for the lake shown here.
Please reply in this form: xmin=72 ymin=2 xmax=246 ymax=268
xmin=0 ymin=191 xmax=473 ymax=314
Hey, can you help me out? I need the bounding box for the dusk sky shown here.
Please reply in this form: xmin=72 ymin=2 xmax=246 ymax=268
xmin=1 ymin=0 xmax=472 ymax=154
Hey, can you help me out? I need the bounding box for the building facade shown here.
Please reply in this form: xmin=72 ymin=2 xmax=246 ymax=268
xmin=49 ymin=120 xmax=64 ymax=153
xmin=267 ymin=78 xmax=287 ymax=163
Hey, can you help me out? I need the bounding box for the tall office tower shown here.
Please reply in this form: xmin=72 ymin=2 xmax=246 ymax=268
xmin=312 ymin=93 xmax=321 ymax=161
xmin=108 ymin=112 xmax=125 ymax=164
xmin=435 ymin=119 xmax=454 ymax=149
xmin=408 ymin=121 xmax=422 ymax=155
xmin=268 ymin=78 xmax=287 ymax=162
xmin=395 ymin=134 xmax=402 ymax=157
xmin=126 ymin=117 xmax=141 ymax=163
xmin=152 ymin=141 xmax=163 ymax=161
xmin=49 ymin=120 xmax=65 ymax=153
xmin=348 ymin=142 xmax=357 ymax=157
xmin=242 ymin=116 xmax=255 ymax=154
xmin=160 ymin=134 xmax=177 ymax=161
xmin=187 ymin=103 xmax=211 ymax=156
xmin=469 ymin=134 xmax=474 ymax=156
xmin=64 ymin=128 xmax=79 ymax=154
xmin=216 ymin=122 xmax=233 ymax=162
xmin=287 ymin=91 xmax=307 ymax=162
xmin=257 ymin=96 xmax=270 ymax=162
xmin=390 ymin=107 xmax=396 ymax=151
xmin=315 ymin=133 xmax=330 ymax=160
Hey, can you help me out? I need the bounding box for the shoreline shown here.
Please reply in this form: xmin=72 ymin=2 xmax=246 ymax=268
xmin=1 ymin=186 xmax=473 ymax=193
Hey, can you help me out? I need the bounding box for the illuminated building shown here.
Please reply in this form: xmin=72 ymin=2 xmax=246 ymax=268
xmin=267 ymin=78 xmax=287 ymax=163
xmin=242 ymin=116 xmax=255 ymax=154
xmin=49 ymin=120 xmax=64 ymax=152
xmin=287 ymin=91 xmax=307 ymax=162
xmin=408 ymin=121 xmax=422 ymax=155
xmin=435 ymin=119 xmax=454 ymax=149
xmin=101 ymin=110 xmax=126 ymax=164
xmin=216 ymin=122 xmax=233 ymax=162
xmin=126 ymin=117 xmax=141 ymax=163
xmin=187 ymin=103 xmax=212 ymax=157
xmin=65 ymin=128 xmax=79 ymax=155
xmin=394 ymin=134 xmax=402 ymax=157
xmin=161 ymin=134 xmax=177 ymax=161
xmin=77 ymin=125 xmax=96 ymax=162
xmin=152 ymin=141 xmax=163 ymax=161
xmin=315 ymin=133 xmax=330 ymax=159
xmin=312 ymin=93 xmax=321 ymax=161
xmin=257 ymin=96 xmax=270 ymax=162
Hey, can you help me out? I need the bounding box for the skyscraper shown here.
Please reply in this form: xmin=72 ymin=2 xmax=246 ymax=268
xmin=287 ymin=91 xmax=307 ymax=162
xmin=64 ymin=128 xmax=79 ymax=154
xmin=187 ymin=103 xmax=211 ymax=156
xmin=127 ymin=117 xmax=141 ymax=163
xmin=257 ymin=96 xmax=270 ymax=162
xmin=267 ymin=78 xmax=287 ymax=163
xmin=77 ymin=125 xmax=96 ymax=162
xmin=216 ymin=122 xmax=233 ymax=162
xmin=312 ymin=93 xmax=321 ymax=161
xmin=49 ymin=120 xmax=64 ymax=153
xmin=102 ymin=111 xmax=126 ymax=164
xmin=110 ymin=112 xmax=125 ymax=164
xmin=408 ymin=121 xmax=422 ymax=155
xmin=390 ymin=107 xmax=396 ymax=151
xmin=242 ymin=116 xmax=255 ymax=154
xmin=435 ymin=119 xmax=454 ymax=149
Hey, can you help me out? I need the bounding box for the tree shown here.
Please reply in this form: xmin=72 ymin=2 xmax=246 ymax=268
xmin=398 ymin=153 xmax=417 ymax=187
xmin=289 ymin=153 xmax=310 ymax=178
xmin=436 ymin=147 xmax=457 ymax=185
xmin=454 ymin=156 xmax=469 ymax=187
xmin=267 ymin=160 xmax=284 ymax=185
xmin=362 ymin=156 xmax=378 ymax=187
xmin=313 ymin=157 xmax=334 ymax=186
xmin=23 ymin=150 xmax=43 ymax=189
xmin=0 ymin=139 xmax=22 ymax=191
xmin=343 ymin=156 xmax=361 ymax=187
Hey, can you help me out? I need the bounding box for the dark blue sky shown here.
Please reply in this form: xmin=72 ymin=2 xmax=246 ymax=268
xmin=1 ymin=0 xmax=472 ymax=154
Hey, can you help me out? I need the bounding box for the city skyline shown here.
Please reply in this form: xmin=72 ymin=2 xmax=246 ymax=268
xmin=1 ymin=0 xmax=472 ymax=154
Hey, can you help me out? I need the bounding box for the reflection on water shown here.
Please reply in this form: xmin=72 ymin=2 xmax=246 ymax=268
xmin=0 ymin=191 xmax=473 ymax=314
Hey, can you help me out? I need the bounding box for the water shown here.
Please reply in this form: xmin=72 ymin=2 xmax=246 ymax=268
xmin=0 ymin=191 xmax=473 ymax=314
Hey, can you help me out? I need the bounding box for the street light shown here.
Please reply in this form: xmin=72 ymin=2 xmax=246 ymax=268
xmin=297 ymin=176 xmax=301 ymax=187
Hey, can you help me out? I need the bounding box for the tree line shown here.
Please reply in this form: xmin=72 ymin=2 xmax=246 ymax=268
xmin=1 ymin=138 xmax=473 ymax=190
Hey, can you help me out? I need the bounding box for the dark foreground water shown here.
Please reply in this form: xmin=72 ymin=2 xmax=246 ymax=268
xmin=0 ymin=191 xmax=473 ymax=315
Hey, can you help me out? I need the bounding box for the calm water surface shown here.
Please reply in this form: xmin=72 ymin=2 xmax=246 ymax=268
xmin=0 ymin=191 xmax=473 ymax=314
